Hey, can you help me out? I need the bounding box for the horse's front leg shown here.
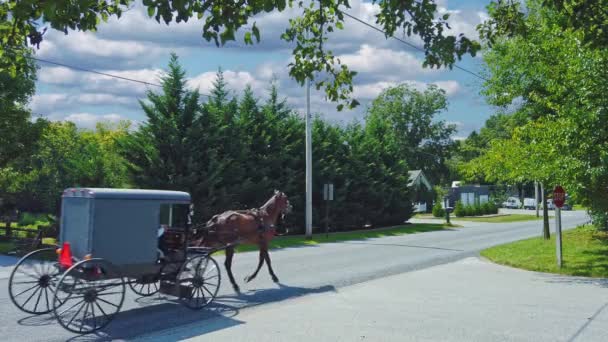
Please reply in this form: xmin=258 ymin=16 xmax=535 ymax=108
xmin=245 ymin=243 xmax=266 ymax=283
xmin=224 ymin=246 xmax=240 ymax=293
xmin=263 ymin=245 xmax=279 ymax=283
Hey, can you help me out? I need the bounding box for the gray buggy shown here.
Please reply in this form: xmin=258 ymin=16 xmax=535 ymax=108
xmin=8 ymin=188 xmax=221 ymax=334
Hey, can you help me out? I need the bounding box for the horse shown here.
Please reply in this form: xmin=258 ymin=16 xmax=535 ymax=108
xmin=191 ymin=190 xmax=291 ymax=293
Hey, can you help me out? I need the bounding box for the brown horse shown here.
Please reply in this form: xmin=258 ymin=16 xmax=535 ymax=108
xmin=192 ymin=190 xmax=291 ymax=293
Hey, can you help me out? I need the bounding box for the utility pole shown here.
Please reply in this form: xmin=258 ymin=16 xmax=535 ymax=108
xmin=305 ymin=31 xmax=313 ymax=239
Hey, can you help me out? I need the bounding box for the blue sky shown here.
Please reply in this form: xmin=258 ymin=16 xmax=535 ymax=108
xmin=30 ymin=0 xmax=495 ymax=138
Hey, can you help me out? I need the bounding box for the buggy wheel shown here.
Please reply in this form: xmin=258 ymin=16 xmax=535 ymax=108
xmin=177 ymin=255 xmax=221 ymax=310
xmin=129 ymin=276 xmax=160 ymax=297
xmin=52 ymin=258 xmax=125 ymax=334
xmin=8 ymin=248 xmax=62 ymax=314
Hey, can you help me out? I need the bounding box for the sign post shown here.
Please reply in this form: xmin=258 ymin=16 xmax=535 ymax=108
xmin=553 ymin=185 xmax=565 ymax=267
xmin=323 ymin=183 xmax=334 ymax=238
xmin=443 ymin=195 xmax=450 ymax=224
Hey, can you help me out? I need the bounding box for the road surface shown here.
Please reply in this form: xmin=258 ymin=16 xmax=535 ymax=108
xmin=0 ymin=210 xmax=592 ymax=341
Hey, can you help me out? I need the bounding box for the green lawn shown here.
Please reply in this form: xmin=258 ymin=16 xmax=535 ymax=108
xmin=232 ymin=223 xmax=452 ymax=253
xmin=455 ymin=214 xmax=544 ymax=223
xmin=481 ymin=225 xmax=608 ymax=278
xmin=0 ymin=242 xmax=15 ymax=255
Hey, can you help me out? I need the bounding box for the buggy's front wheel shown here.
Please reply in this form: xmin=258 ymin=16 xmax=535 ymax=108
xmin=8 ymin=248 xmax=62 ymax=314
xmin=177 ymin=255 xmax=221 ymax=310
xmin=52 ymin=258 xmax=125 ymax=334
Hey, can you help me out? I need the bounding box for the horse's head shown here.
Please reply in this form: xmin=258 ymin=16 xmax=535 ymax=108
xmin=273 ymin=189 xmax=292 ymax=220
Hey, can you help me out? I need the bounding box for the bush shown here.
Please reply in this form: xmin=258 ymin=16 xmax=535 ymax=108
xmin=482 ymin=202 xmax=492 ymax=215
xmin=17 ymin=212 xmax=50 ymax=227
xmin=488 ymin=202 xmax=498 ymax=214
xmin=474 ymin=204 xmax=483 ymax=216
xmin=454 ymin=201 xmax=466 ymax=217
xmin=432 ymin=201 xmax=445 ymax=218
xmin=464 ymin=205 xmax=473 ymax=217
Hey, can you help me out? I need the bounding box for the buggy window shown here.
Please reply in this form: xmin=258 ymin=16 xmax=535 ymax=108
xmin=159 ymin=204 xmax=190 ymax=230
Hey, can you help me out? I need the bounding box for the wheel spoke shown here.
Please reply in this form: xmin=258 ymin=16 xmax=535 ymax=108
xmin=79 ymin=303 xmax=90 ymax=332
xmin=44 ymin=287 xmax=50 ymax=311
xmin=66 ymin=301 xmax=86 ymax=328
xmin=16 ymin=269 xmax=39 ymax=280
xmin=90 ymin=301 xmax=97 ymax=330
xmin=97 ymin=297 xmax=120 ymax=308
xmin=202 ymin=284 xmax=215 ymax=298
xmin=33 ymin=285 xmax=44 ymax=312
xmin=95 ymin=301 xmax=110 ymax=321
xmin=58 ymin=298 xmax=85 ymax=317
xmin=97 ymin=291 xmax=124 ymax=297
xmin=13 ymin=280 xmax=40 ymax=285
xmin=22 ymin=286 xmax=40 ymax=307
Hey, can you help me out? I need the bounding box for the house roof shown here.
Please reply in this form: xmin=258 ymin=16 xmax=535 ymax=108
xmin=408 ymin=170 xmax=433 ymax=191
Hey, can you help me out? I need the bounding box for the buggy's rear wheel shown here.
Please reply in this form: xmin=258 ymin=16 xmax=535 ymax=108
xmin=8 ymin=248 xmax=62 ymax=314
xmin=177 ymin=255 xmax=221 ymax=310
xmin=52 ymin=258 xmax=125 ymax=334
xmin=129 ymin=275 xmax=160 ymax=297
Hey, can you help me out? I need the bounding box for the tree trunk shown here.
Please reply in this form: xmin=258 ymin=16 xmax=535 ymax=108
xmin=541 ymin=183 xmax=550 ymax=240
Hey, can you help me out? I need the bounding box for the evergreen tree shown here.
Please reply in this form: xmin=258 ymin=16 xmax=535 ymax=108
xmin=121 ymin=53 xmax=200 ymax=192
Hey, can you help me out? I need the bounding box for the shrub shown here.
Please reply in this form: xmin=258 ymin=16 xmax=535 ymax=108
xmin=17 ymin=212 xmax=50 ymax=227
xmin=482 ymin=202 xmax=492 ymax=215
xmin=464 ymin=205 xmax=474 ymax=217
xmin=432 ymin=201 xmax=445 ymax=218
xmin=488 ymin=202 xmax=498 ymax=214
xmin=474 ymin=204 xmax=483 ymax=216
xmin=454 ymin=201 xmax=466 ymax=217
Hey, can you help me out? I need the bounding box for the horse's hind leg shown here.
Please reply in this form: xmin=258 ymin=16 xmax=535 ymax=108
xmin=263 ymin=246 xmax=279 ymax=283
xmin=245 ymin=245 xmax=265 ymax=283
xmin=224 ymin=246 xmax=240 ymax=293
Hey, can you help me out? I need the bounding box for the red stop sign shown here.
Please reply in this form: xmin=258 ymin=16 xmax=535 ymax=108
xmin=553 ymin=186 xmax=565 ymax=208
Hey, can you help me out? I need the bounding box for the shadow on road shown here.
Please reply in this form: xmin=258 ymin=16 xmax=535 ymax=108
xmin=340 ymin=241 xmax=464 ymax=252
xmin=17 ymin=283 xmax=336 ymax=341
xmin=541 ymin=275 xmax=608 ymax=288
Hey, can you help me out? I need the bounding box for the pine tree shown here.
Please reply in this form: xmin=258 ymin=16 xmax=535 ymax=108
xmin=121 ymin=53 xmax=200 ymax=192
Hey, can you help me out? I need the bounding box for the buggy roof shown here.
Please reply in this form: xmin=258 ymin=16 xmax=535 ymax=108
xmin=62 ymin=188 xmax=190 ymax=202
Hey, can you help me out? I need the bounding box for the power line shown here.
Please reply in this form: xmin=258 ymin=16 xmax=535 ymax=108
xmin=339 ymin=10 xmax=489 ymax=82
xmin=29 ymin=55 xmax=211 ymax=98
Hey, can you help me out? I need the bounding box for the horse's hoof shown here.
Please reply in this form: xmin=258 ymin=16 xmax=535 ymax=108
xmin=272 ymin=276 xmax=279 ymax=283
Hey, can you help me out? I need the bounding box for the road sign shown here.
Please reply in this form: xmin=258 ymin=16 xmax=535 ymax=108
xmin=553 ymin=185 xmax=565 ymax=267
xmin=553 ymin=186 xmax=565 ymax=208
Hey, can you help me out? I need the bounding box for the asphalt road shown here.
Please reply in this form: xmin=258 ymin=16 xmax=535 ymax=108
xmin=141 ymin=257 xmax=608 ymax=342
xmin=0 ymin=210 xmax=591 ymax=341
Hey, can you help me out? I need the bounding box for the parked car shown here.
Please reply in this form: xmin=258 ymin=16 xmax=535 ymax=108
xmin=502 ymin=197 xmax=521 ymax=209
xmin=546 ymin=199 xmax=572 ymax=210
xmin=523 ymin=198 xmax=536 ymax=210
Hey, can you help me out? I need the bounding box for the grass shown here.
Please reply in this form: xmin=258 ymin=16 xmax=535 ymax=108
xmin=455 ymin=214 xmax=543 ymax=223
xmin=481 ymin=225 xmax=608 ymax=278
xmin=232 ymin=223 xmax=452 ymax=253
xmin=573 ymin=204 xmax=587 ymax=211
xmin=0 ymin=242 xmax=15 ymax=255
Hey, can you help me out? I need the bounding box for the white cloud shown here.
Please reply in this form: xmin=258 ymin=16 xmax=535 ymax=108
xmin=30 ymin=92 xmax=136 ymax=114
xmin=339 ymin=45 xmax=433 ymax=81
xmin=51 ymin=113 xmax=130 ymax=129
xmin=188 ymin=70 xmax=266 ymax=96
